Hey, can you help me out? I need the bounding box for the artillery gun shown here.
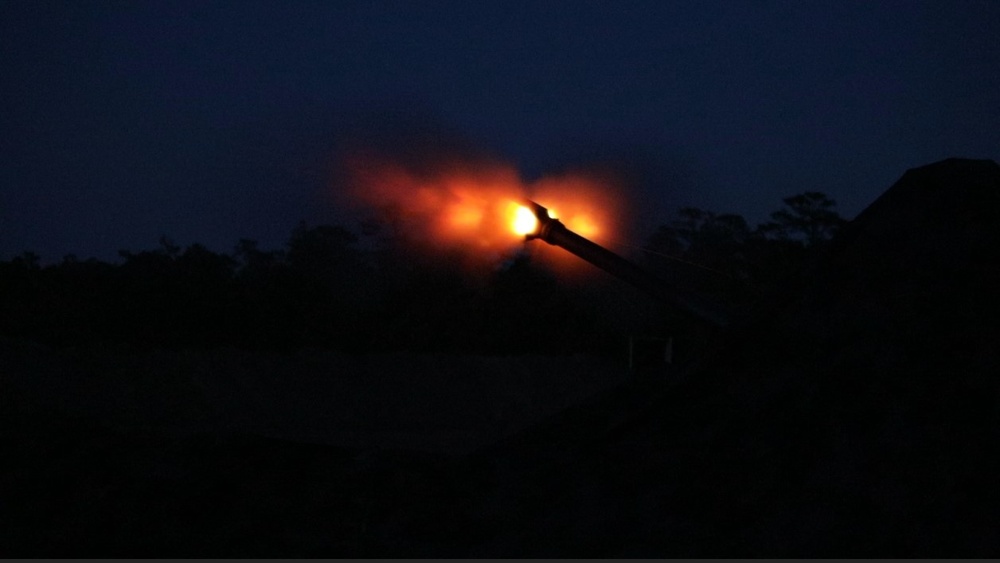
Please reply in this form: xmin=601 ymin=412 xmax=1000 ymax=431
xmin=518 ymin=199 xmax=733 ymax=367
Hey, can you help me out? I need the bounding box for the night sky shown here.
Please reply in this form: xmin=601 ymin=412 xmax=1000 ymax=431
xmin=2 ymin=0 xmax=998 ymax=263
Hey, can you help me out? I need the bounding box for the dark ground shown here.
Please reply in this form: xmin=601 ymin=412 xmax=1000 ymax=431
xmin=0 ymin=344 xmax=635 ymax=557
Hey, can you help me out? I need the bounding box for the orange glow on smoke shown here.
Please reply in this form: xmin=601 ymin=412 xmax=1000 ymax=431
xmin=344 ymin=155 xmax=526 ymax=252
xmin=341 ymin=152 xmax=625 ymax=274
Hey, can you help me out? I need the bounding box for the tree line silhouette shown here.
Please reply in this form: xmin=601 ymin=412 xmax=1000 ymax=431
xmin=0 ymin=193 xmax=845 ymax=355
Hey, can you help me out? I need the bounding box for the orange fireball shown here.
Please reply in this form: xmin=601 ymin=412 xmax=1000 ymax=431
xmin=509 ymin=203 xmax=539 ymax=236
xmin=339 ymin=150 xmax=624 ymax=276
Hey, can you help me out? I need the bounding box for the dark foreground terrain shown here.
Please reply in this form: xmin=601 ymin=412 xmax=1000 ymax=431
xmin=0 ymin=346 xmax=632 ymax=556
xmin=3 ymin=158 xmax=999 ymax=556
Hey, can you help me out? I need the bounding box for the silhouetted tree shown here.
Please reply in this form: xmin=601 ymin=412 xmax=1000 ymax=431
xmin=758 ymin=191 xmax=846 ymax=246
xmin=11 ymin=251 xmax=41 ymax=270
xmin=174 ymin=243 xmax=236 ymax=292
xmin=287 ymin=222 xmax=361 ymax=275
xmin=645 ymin=192 xmax=847 ymax=303
xmin=644 ymin=208 xmax=755 ymax=306
xmin=234 ymin=238 xmax=284 ymax=275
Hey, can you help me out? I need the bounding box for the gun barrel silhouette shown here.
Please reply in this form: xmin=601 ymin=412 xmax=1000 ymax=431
xmin=522 ymin=199 xmax=730 ymax=328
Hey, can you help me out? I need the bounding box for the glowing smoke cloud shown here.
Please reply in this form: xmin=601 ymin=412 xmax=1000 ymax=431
xmin=340 ymin=149 xmax=625 ymax=275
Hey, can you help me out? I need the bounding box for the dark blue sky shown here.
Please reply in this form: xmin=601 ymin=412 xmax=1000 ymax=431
xmin=2 ymin=0 xmax=998 ymax=262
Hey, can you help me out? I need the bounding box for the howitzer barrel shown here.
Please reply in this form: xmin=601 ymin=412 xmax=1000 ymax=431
xmin=525 ymin=200 xmax=730 ymax=328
